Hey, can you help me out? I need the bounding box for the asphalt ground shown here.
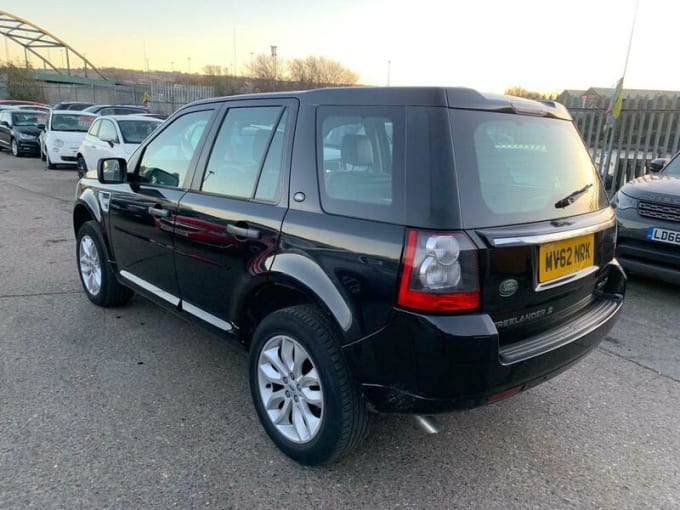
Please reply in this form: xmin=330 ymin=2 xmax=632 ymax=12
xmin=1 ymin=152 xmax=679 ymax=509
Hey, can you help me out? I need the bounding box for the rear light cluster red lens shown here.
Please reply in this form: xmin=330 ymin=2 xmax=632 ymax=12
xmin=398 ymin=229 xmax=480 ymax=312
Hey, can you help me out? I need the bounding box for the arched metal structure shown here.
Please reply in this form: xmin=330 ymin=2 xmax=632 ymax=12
xmin=0 ymin=10 xmax=107 ymax=80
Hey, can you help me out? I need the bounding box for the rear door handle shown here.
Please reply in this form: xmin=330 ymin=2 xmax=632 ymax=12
xmin=148 ymin=206 xmax=170 ymax=218
xmin=227 ymin=224 xmax=260 ymax=240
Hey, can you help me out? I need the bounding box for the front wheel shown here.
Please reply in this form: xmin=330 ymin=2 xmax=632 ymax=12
xmin=249 ymin=305 xmax=369 ymax=465
xmin=76 ymin=221 xmax=133 ymax=307
xmin=45 ymin=150 xmax=56 ymax=170
xmin=11 ymin=138 xmax=20 ymax=157
xmin=77 ymin=155 xmax=87 ymax=178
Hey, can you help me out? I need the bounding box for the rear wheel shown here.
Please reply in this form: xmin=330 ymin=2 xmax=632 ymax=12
xmin=76 ymin=221 xmax=133 ymax=307
xmin=249 ymin=305 xmax=369 ymax=465
xmin=77 ymin=155 xmax=87 ymax=178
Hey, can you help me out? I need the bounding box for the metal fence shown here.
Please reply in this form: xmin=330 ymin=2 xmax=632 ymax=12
xmin=149 ymin=82 xmax=214 ymax=115
xmin=563 ymin=94 xmax=680 ymax=193
xmin=38 ymin=81 xmax=215 ymax=115
xmin=41 ymin=82 xmax=148 ymax=106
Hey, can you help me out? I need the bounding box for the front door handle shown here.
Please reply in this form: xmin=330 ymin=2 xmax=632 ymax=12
xmin=227 ymin=224 xmax=260 ymax=240
xmin=148 ymin=206 xmax=170 ymax=218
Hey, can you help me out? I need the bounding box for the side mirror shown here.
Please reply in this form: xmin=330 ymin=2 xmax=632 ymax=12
xmin=101 ymin=137 xmax=117 ymax=148
xmin=37 ymin=123 xmax=46 ymax=131
xmin=97 ymin=158 xmax=127 ymax=184
xmin=0 ymin=121 xmax=8 ymax=127
xmin=648 ymin=158 xmax=668 ymax=173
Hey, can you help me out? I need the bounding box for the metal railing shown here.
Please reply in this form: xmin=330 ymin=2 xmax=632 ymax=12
xmin=563 ymin=94 xmax=680 ymax=193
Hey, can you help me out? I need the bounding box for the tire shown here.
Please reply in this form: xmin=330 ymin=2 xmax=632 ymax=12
xmin=249 ymin=305 xmax=369 ymax=465
xmin=45 ymin=150 xmax=56 ymax=170
xmin=11 ymin=138 xmax=21 ymax=157
xmin=77 ymin=155 xmax=87 ymax=178
xmin=76 ymin=220 xmax=133 ymax=307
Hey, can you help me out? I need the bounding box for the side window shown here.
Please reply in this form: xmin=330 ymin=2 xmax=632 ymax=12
xmin=98 ymin=120 xmax=118 ymax=143
xmin=88 ymin=119 xmax=101 ymax=137
xmin=318 ymin=107 xmax=395 ymax=209
xmin=0 ymin=112 xmax=8 ymax=125
xmin=317 ymin=106 xmax=403 ymax=222
xmin=138 ymin=109 xmax=212 ymax=188
xmin=202 ymin=106 xmax=285 ymax=200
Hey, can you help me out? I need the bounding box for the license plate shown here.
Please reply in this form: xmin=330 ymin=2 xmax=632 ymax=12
xmin=647 ymin=227 xmax=680 ymax=246
xmin=539 ymin=233 xmax=595 ymax=283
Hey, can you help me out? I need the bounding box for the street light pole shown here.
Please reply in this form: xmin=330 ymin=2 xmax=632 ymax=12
xmin=387 ymin=60 xmax=391 ymax=86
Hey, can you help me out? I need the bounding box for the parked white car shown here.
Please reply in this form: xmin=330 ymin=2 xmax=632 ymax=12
xmin=40 ymin=111 xmax=97 ymax=170
xmin=76 ymin=115 xmax=162 ymax=177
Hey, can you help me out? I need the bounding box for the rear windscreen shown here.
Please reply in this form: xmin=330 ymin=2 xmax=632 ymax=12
xmin=450 ymin=110 xmax=609 ymax=228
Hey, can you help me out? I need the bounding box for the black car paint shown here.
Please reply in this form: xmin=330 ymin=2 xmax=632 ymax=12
xmin=74 ymin=87 xmax=625 ymax=413
xmin=615 ymin=154 xmax=680 ymax=284
xmin=0 ymin=115 xmax=42 ymax=155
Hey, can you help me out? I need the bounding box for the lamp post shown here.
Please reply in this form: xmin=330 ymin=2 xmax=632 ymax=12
xmin=387 ymin=60 xmax=391 ymax=86
xmin=271 ymin=45 xmax=277 ymax=80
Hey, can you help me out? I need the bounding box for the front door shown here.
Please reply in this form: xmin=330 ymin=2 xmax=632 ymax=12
xmin=173 ymin=100 xmax=297 ymax=332
xmin=107 ymin=107 xmax=217 ymax=304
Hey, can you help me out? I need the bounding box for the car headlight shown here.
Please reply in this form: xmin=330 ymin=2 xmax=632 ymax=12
xmin=17 ymin=132 xmax=34 ymax=140
xmin=611 ymin=191 xmax=638 ymax=210
xmin=54 ymin=139 xmax=64 ymax=148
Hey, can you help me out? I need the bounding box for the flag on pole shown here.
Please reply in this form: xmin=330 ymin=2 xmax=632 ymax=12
xmin=604 ymin=77 xmax=624 ymax=129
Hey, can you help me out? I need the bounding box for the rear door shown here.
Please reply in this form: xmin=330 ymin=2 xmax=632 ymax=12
xmin=107 ymin=106 xmax=217 ymax=303
xmin=172 ymin=99 xmax=297 ymax=332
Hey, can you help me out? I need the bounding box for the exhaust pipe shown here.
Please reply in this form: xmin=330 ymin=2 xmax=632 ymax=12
xmin=413 ymin=415 xmax=440 ymax=434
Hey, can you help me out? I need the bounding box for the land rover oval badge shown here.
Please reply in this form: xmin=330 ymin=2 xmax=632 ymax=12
xmin=499 ymin=279 xmax=518 ymax=297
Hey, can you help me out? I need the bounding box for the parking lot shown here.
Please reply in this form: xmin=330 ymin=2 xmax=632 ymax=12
xmin=1 ymin=152 xmax=679 ymax=509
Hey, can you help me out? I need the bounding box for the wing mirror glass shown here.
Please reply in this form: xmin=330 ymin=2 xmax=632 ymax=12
xmin=97 ymin=158 xmax=127 ymax=184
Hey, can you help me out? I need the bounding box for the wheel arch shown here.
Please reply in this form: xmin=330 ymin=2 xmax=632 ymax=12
xmin=239 ymin=263 xmax=361 ymax=349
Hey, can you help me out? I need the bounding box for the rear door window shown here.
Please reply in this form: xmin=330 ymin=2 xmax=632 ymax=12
xmin=201 ymin=106 xmax=286 ymax=201
xmin=317 ymin=106 xmax=404 ymax=223
xmin=450 ymin=110 xmax=609 ymax=228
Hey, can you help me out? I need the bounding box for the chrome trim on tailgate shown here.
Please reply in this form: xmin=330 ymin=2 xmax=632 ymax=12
xmin=486 ymin=218 xmax=615 ymax=247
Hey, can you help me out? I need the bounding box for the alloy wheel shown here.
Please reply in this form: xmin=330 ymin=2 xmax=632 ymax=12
xmin=11 ymin=139 xmax=18 ymax=156
xmin=257 ymin=335 xmax=324 ymax=444
xmin=79 ymin=235 xmax=102 ymax=296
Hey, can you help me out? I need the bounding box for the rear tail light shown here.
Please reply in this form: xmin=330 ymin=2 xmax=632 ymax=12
xmin=398 ymin=229 xmax=480 ymax=312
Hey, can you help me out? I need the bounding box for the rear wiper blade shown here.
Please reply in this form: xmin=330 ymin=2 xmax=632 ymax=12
xmin=554 ymin=183 xmax=593 ymax=208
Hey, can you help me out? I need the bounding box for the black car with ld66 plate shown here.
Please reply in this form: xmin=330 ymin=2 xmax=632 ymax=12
xmin=613 ymin=152 xmax=680 ymax=284
xmin=72 ymin=87 xmax=626 ymax=465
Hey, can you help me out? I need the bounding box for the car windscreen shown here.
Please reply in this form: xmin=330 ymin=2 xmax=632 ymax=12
xmin=449 ymin=109 xmax=609 ymax=228
xmin=11 ymin=112 xmax=47 ymax=126
xmin=50 ymin=114 xmax=94 ymax=132
xmin=118 ymin=119 xmax=161 ymax=144
xmin=664 ymin=155 xmax=680 ymax=176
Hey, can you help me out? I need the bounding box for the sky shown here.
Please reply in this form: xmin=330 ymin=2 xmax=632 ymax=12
xmin=2 ymin=0 xmax=679 ymax=93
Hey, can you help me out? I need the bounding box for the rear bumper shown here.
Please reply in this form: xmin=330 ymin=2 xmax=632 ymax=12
xmin=343 ymin=261 xmax=626 ymax=414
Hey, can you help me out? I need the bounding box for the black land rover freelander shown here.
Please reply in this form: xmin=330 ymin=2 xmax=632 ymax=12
xmin=73 ymin=87 xmax=626 ymax=465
